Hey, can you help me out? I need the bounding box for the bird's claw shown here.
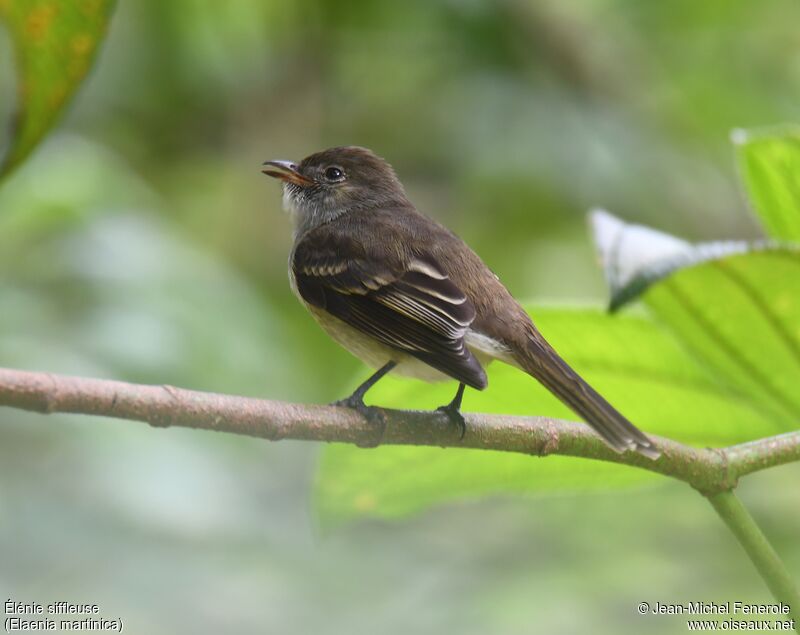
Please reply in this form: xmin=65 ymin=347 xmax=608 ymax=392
xmin=332 ymin=395 xmax=387 ymax=447
xmin=437 ymin=403 xmax=467 ymax=440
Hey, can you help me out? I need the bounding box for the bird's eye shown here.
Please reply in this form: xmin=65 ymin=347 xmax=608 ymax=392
xmin=324 ymin=166 xmax=345 ymax=182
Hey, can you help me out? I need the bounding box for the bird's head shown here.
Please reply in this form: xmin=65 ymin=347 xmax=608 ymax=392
xmin=263 ymin=146 xmax=407 ymax=235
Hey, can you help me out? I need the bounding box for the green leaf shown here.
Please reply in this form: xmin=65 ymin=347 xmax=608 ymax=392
xmin=643 ymin=250 xmax=800 ymax=429
xmin=0 ymin=0 xmax=116 ymax=178
xmin=590 ymin=209 xmax=764 ymax=311
xmin=591 ymin=211 xmax=800 ymax=427
xmin=315 ymin=308 xmax=776 ymax=527
xmin=734 ymin=126 xmax=800 ymax=242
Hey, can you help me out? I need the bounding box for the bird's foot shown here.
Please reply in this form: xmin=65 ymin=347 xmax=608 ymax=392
xmin=332 ymin=394 xmax=387 ymax=448
xmin=436 ymin=402 xmax=467 ymax=440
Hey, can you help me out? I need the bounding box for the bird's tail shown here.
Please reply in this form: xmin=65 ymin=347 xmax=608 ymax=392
xmin=515 ymin=330 xmax=660 ymax=460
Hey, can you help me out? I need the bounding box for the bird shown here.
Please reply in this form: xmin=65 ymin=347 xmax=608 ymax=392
xmin=262 ymin=146 xmax=659 ymax=459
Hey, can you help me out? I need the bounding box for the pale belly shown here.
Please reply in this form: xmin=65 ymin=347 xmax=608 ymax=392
xmin=305 ymin=305 xmax=517 ymax=384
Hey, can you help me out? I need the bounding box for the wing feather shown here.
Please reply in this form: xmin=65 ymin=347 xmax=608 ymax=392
xmin=292 ymin=235 xmax=487 ymax=389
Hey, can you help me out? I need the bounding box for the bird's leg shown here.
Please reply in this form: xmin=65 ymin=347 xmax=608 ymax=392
xmin=437 ymin=383 xmax=467 ymax=439
xmin=332 ymin=361 xmax=397 ymax=446
xmin=334 ymin=360 xmax=397 ymax=409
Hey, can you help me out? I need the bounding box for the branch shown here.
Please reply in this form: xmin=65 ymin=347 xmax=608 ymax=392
xmin=1 ymin=367 xmax=798 ymax=494
xmin=708 ymin=491 xmax=799 ymax=623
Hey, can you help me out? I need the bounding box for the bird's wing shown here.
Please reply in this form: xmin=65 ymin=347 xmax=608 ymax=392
xmin=292 ymin=233 xmax=487 ymax=389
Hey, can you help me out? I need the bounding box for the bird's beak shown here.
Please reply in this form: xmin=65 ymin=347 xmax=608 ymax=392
xmin=261 ymin=160 xmax=313 ymax=186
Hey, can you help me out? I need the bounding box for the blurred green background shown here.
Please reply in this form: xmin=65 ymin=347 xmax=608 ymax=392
xmin=1 ymin=1 xmax=799 ymax=633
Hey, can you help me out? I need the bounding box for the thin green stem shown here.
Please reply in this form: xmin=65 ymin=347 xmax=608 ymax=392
xmin=707 ymin=490 xmax=799 ymax=627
